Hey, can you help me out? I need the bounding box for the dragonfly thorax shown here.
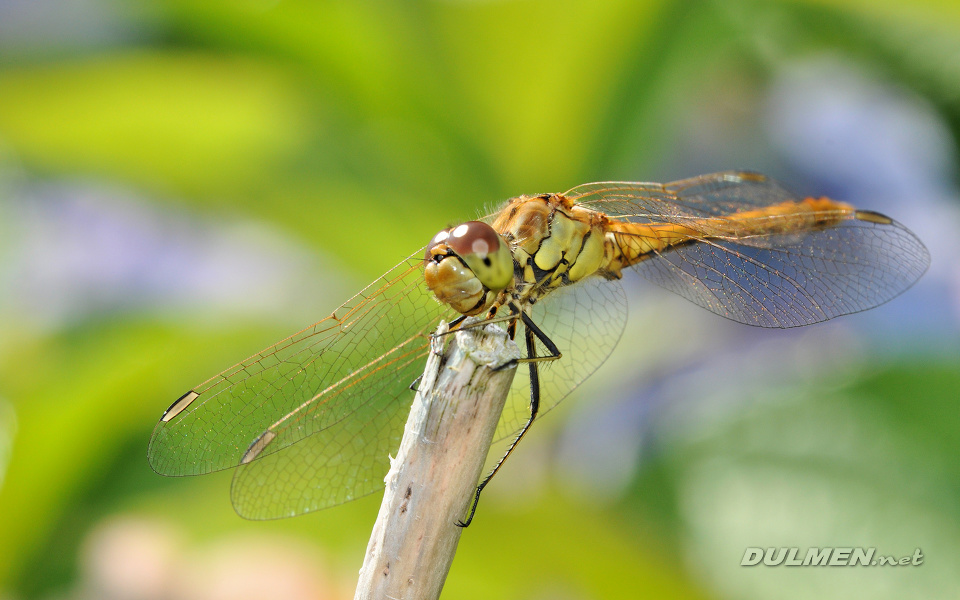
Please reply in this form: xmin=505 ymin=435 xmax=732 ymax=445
xmin=493 ymin=194 xmax=610 ymax=292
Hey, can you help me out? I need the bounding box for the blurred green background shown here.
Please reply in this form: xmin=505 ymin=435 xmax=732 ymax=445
xmin=1 ymin=0 xmax=959 ymax=598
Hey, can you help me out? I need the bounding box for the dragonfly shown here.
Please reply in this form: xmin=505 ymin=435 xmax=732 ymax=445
xmin=148 ymin=171 xmax=929 ymax=522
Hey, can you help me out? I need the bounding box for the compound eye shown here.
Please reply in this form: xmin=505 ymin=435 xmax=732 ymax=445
xmin=424 ymin=229 xmax=451 ymax=263
xmin=445 ymin=221 xmax=514 ymax=291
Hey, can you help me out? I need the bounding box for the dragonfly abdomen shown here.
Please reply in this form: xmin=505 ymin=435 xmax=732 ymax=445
xmin=601 ymin=196 xmax=861 ymax=275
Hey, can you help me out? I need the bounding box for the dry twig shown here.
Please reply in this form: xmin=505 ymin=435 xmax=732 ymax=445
xmin=355 ymin=319 xmax=520 ymax=599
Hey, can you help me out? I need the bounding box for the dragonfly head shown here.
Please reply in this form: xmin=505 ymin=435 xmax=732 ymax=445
xmin=424 ymin=221 xmax=514 ymax=315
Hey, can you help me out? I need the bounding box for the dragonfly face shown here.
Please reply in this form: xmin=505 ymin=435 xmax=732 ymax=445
xmin=424 ymin=221 xmax=513 ymax=316
xmin=149 ymin=171 xmax=929 ymax=521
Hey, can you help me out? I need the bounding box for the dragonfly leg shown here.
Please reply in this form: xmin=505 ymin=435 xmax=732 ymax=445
xmin=408 ymin=374 xmax=423 ymax=392
xmin=432 ymin=309 xmax=521 ymax=347
xmin=433 ymin=312 xmax=516 ymax=338
xmin=491 ymin=311 xmax=562 ymax=372
xmin=456 ymin=313 xmax=559 ymax=528
xmin=429 ymin=315 xmax=468 ymax=339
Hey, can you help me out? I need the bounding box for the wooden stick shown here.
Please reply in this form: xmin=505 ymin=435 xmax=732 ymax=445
xmin=354 ymin=319 xmax=520 ymax=600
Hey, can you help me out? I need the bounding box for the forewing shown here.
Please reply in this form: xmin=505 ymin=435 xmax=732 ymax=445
xmin=633 ymin=221 xmax=929 ymax=327
xmin=228 ymin=275 xmax=629 ymax=520
xmin=566 ymin=171 xmax=930 ymax=328
xmin=228 ymin=338 xmax=428 ymax=519
xmin=565 ymin=171 xmax=799 ymax=223
xmin=148 ymin=254 xmax=457 ymax=478
xmin=224 ymin=268 xmax=625 ymax=520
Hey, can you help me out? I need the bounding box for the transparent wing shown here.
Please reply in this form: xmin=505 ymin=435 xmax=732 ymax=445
xmin=493 ymin=275 xmax=628 ymax=444
xmin=229 ymin=274 xmax=627 ymax=519
xmin=632 ymin=223 xmax=928 ymax=328
xmin=148 ymin=252 xmax=457 ymax=482
xmin=565 ymin=171 xmax=799 ymax=222
xmin=566 ymin=171 xmax=930 ymax=328
xmin=229 ymin=341 xmax=429 ymax=519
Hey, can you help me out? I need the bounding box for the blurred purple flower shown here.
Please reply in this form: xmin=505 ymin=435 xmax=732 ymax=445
xmin=0 ymin=181 xmax=338 ymax=332
xmin=765 ymin=58 xmax=960 ymax=346
xmin=0 ymin=0 xmax=143 ymax=54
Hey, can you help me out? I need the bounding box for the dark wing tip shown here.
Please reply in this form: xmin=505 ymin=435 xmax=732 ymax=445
xmin=240 ymin=430 xmax=277 ymax=465
xmin=728 ymin=170 xmax=766 ymax=181
xmin=855 ymin=209 xmax=894 ymax=225
xmin=160 ymin=390 xmax=200 ymax=423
